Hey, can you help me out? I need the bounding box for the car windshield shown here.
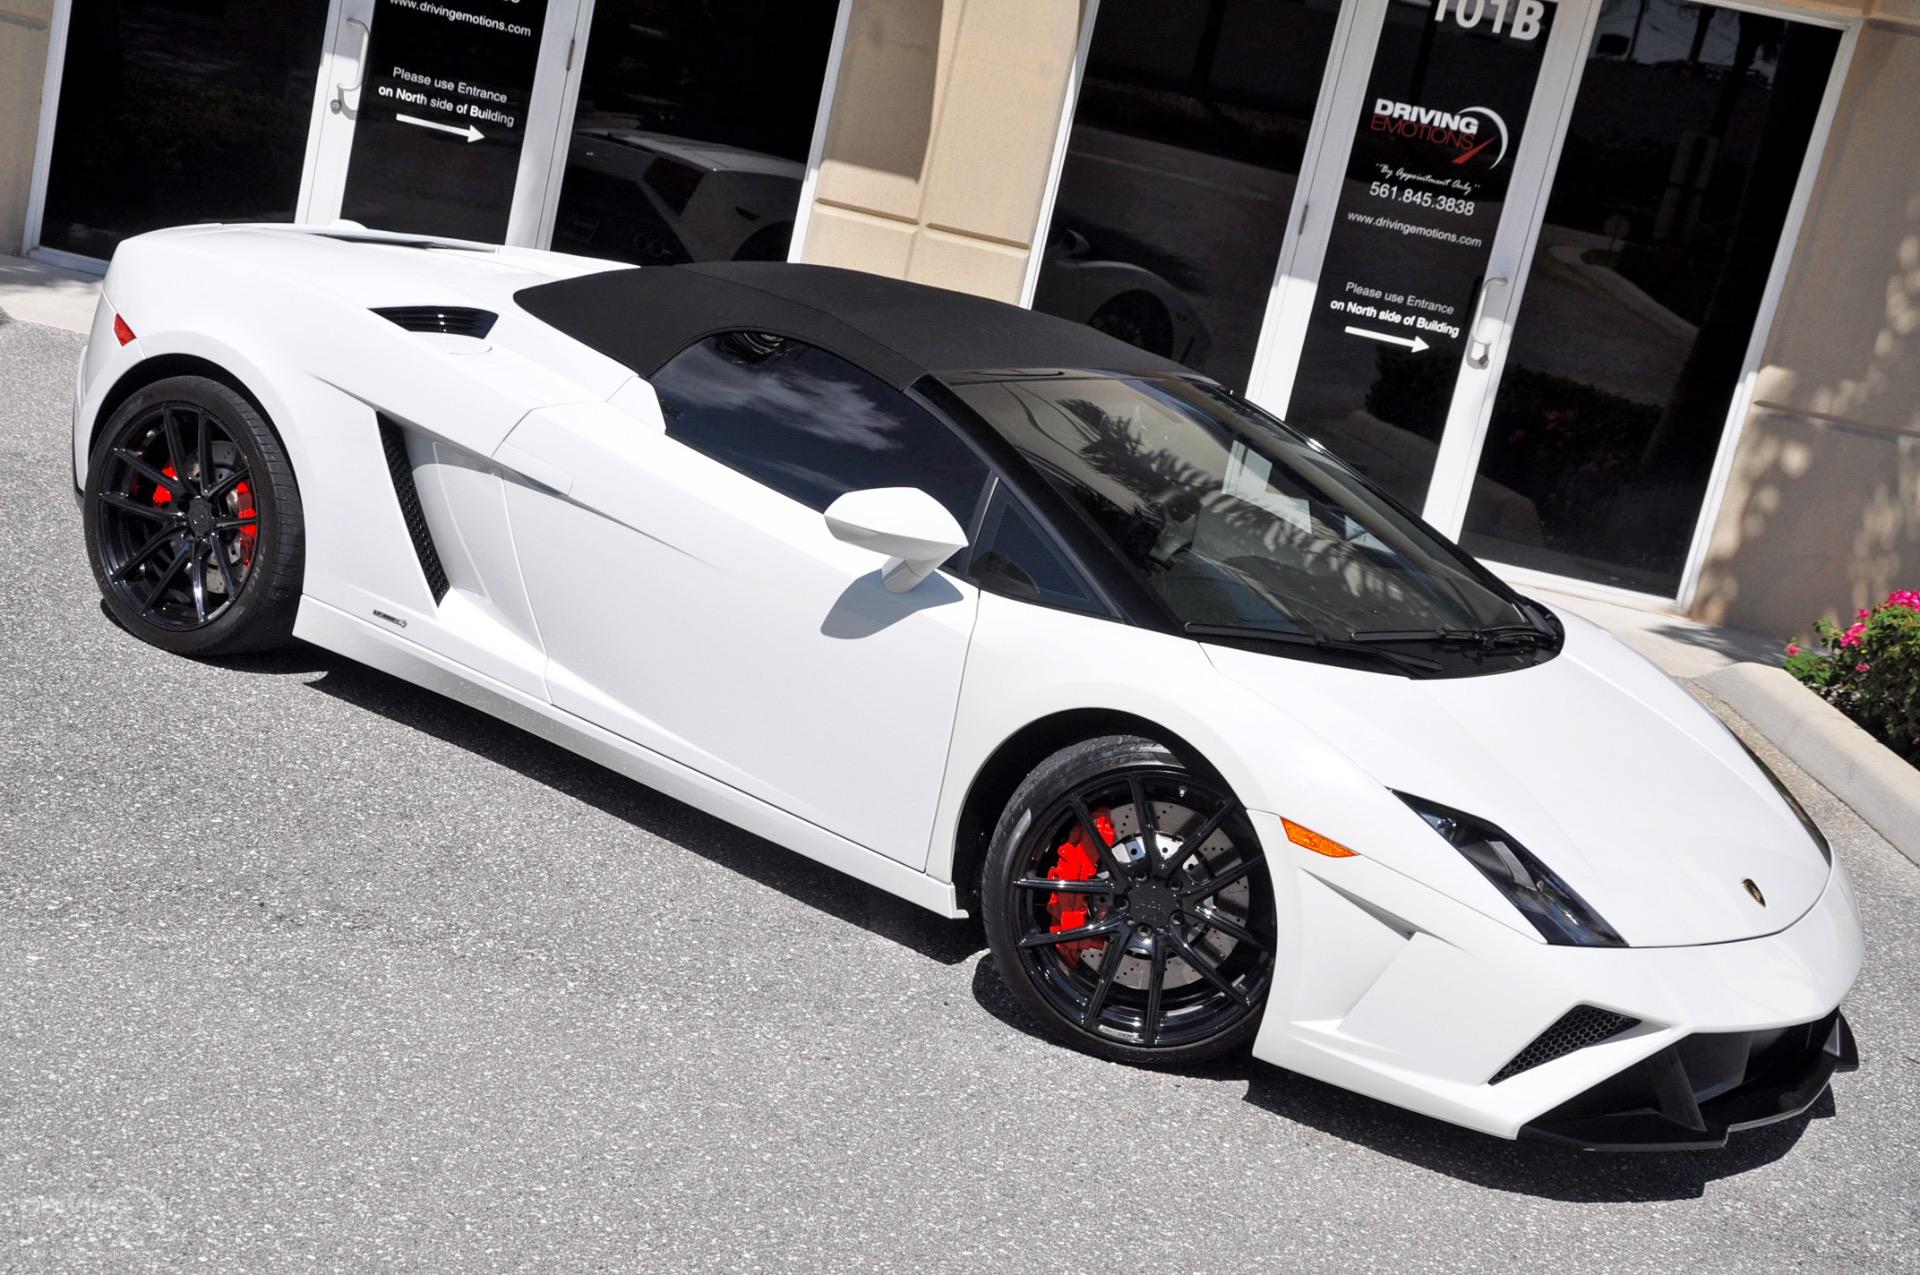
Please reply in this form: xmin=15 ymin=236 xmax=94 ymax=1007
xmin=942 ymin=371 xmax=1532 ymax=641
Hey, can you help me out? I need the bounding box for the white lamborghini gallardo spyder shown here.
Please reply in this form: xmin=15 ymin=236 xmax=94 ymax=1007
xmin=74 ymin=224 xmax=1860 ymax=1150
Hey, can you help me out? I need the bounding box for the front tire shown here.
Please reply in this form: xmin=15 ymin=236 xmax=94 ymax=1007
xmin=981 ymin=735 xmax=1275 ymax=1067
xmin=83 ymin=375 xmax=304 ymax=656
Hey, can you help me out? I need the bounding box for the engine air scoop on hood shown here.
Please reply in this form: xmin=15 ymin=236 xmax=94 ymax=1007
xmin=1206 ymin=620 xmax=1831 ymax=947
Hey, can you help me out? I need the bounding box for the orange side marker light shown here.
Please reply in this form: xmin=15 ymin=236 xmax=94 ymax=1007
xmin=1282 ymin=817 xmax=1359 ymax=859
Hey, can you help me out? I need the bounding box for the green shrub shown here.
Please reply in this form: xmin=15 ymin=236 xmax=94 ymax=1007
xmin=1785 ymin=590 xmax=1920 ymax=766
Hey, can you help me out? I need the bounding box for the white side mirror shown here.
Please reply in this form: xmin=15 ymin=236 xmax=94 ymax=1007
xmin=823 ymin=487 xmax=968 ymax=593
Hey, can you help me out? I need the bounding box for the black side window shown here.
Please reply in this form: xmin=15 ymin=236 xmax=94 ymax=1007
xmin=651 ymin=332 xmax=989 ymax=523
xmin=969 ymin=483 xmax=1105 ymax=615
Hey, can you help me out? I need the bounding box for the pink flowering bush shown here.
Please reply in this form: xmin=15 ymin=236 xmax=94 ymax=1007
xmin=1785 ymin=590 xmax=1920 ymax=765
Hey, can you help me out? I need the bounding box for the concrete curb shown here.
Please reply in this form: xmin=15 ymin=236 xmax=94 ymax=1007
xmin=1697 ymin=661 xmax=1920 ymax=869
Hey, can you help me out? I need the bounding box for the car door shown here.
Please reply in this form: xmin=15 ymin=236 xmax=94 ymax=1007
xmin=496 ymin=332 xmax=991 ymax=868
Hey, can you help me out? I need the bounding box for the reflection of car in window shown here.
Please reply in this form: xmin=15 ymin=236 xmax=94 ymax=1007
xmin=1033 ymin=226 xmax=1212 ymax=364
xmin=553 ymin=129 xmax=804 ymax=265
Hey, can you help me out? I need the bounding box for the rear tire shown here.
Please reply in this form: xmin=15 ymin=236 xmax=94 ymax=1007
xmin=981 ymin=735 xmax=1275 ymax=1067
xmin=83 ymin=375 xmax=304 ymax=657
xmin=1087 ymin=291 xmax=1175 ymax=357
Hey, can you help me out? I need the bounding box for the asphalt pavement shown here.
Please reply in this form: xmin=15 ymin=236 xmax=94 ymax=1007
xmin=2 ymin=318 xmax=1917 ymax=1273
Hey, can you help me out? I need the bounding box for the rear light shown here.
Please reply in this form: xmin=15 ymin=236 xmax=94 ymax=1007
xmin=112 ymin=314 xmax=136 ymax=346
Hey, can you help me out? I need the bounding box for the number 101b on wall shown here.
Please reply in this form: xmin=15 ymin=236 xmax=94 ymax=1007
xmin=1435 ymin=0 xmax=1546 ymax=40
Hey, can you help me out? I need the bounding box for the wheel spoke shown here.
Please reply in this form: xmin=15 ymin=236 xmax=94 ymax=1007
xmin=212 ymin=515 xmax=257 ymax=532
xmin=1129 ymin=774 xmax=1165 ymax=876
xmin=188 ymin=542 xmax=208 ymax=623
xmin=1166 ymin=801 xmax=1235 ymax=880
xmin=98 ymin=491 xmax=176 ymax=523
xmin=161 ymin=409 xmax=188 ymax=481
xmin=1186 ymin=801 xmax=1235 ymax=854
xmin=1191 ymin=904 xmax=1268 ymax=955
xmin=1178 ymin=855 xmax=1258 ymax=904
xmin=109 ymin=526 xmax=181 ymax=582
xmin=209 ymin=530 xmax=241 ymax=597
xmin=1013 ymin=876 xmax=1114 ymax=895
xmin=113 ymin=447 xmax=185 ymax=497
xmin=1168 ymin=930 xmax=1249 ymax=1007
xmin=206 ymin=467 xmax=251 ymax=501
xmin=1141 ymin=934 xmax=1167 ymax=1046
xmin=1080 ymin=933 xmax=1127 ymax=1031
xmin=1018 ymin=916 xmax=1123 ymax=949
xmin=140 ymin=546 xmax=190 ymax=614
xmin=1072 ymin=794 xmax=1138 ymax=880
xmin=195 ymin=410 xmax=212 ymax=494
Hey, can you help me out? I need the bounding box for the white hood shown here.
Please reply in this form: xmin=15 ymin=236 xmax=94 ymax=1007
xmin=1205 ymin=613 xmax=1830 ymax=947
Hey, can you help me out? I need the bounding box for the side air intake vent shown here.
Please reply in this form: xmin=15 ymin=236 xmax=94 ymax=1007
xmin=373 ymin=305 xmax=498 ymax=339
xmin=377 ymin=415 xmax=450 ymax=604
xmin=1490 ymin=1006 xmax=1641 ymax=1084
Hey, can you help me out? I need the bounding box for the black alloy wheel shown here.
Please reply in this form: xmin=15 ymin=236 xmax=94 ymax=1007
xmin=1087 ymin=291 xmax=1175 ymax=358
xmin=983 ymin=736 xmax=1276 ymax=1066
xmin=84 ymin=375 xmax=303 ymax=656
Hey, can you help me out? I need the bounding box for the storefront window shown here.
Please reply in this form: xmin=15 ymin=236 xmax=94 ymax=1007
xmin=38 ymin=0 xmax=331 ymax=261
xmin=1031 ymin=0 xmax=1342 ymax=390
xmin=1459 ymin=0 xmax=1840 ymax=594
xmin=548 ymin=0 xmax=840 ymax=266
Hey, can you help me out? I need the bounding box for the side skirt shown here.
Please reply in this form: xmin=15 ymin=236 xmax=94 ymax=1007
xmin=294 ymin=597 xmax=968 ymax=919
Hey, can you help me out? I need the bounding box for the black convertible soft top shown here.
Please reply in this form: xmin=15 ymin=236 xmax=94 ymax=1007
xmin=514 ymin=261 xmax=1194 ymax=390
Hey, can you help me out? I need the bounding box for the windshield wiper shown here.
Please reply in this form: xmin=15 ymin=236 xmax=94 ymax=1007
xmin=1185 ymin=623 xmax=1442 ymax=674
xmin=1348 ymin=623 xmax=1556 ymax=650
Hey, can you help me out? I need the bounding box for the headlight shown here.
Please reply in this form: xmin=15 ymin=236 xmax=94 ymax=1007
xmin=1734 ymin=739 xmax=1832 ymax=864
xmin=1397 ymin=793 xmax=1625 ymax=947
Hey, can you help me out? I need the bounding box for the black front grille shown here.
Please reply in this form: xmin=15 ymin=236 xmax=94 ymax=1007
xmin=1491 ymin=1006 xmax=1641 ymax=1084
xmin=377 ymin=416 xmax=449 ymax=604
xmin=372 ymin=305 xmax=498 ymax=339
xmin=1521 ymin=1010 xmax=1855 ymax=1150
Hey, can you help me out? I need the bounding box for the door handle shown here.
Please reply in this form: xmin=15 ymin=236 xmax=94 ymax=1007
xmin=330 ymin=17 xmax=371 ymax=114
xmin=1465 ymin=276 xmax=1509 ymax=369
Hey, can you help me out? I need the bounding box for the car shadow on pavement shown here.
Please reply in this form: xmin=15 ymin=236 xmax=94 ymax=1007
xmin=970 ymin=959 xmax=1831 ymax=1200
xmin=299 ymin=647 xmax=987 ymax=967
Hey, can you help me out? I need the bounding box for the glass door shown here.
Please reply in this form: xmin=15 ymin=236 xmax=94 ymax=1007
xmin=299 ymin=0 xmax=588 ymax=244
xmin=1254 ymin=0 xmax=1590 ymax=515
xmin=1255 ymin=0 xmax=1843 ymax=601
xmin=1450 ymin=0 xmax=1842 ymax=596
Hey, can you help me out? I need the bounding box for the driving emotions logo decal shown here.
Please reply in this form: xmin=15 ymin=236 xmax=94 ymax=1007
xmin=1369 ymin=99 xmax=1511 ymax=169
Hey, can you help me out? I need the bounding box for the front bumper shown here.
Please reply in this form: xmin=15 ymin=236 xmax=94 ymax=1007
xmin=1247 ymin=811 xmax=1864 ymax=1147
xmin=1522 ymin=1009 xmax=1857 ymax=1150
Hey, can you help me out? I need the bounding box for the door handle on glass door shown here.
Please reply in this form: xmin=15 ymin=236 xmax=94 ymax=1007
xmin=1465 ymin=277 xmax=1509 ymax=369
xmin=331 ymin=18 xmax=371 ymax=115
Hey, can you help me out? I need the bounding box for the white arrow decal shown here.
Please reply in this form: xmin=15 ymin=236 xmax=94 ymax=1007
xmin=397 ymin=113 xmax=484 ymax=143
xmin=1344 ymin=324 xmax=1429 ymax=354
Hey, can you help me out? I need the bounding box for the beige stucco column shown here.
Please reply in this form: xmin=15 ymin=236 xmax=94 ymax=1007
xmin=1692 ymin=10 xmax=1920 ymax=638
xmin=796 ymin=0 xmax=1087 ymax=304
xmin=0 ymin=1 xmax=55 ymax=254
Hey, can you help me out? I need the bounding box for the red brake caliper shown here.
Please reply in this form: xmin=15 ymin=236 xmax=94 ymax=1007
xmin=151 ymin=465 xmax=178 ymax=506
xmin=232 ymin=480 xmax=257 ymax=568
xmin=1046 ymin=807 xmax=1116 ymax=964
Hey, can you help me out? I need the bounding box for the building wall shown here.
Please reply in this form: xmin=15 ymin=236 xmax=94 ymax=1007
xmin=798 ymin=0 xmax=1087 ymax=303
xmin=0 ymin=1 xmax=53 ymax=254
xmin=1692 ymin=15 xmax=1920 ymax=637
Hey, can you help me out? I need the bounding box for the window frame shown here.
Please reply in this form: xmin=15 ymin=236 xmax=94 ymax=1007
xmin=956 ymin=476 xmax=1115 ymax=620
